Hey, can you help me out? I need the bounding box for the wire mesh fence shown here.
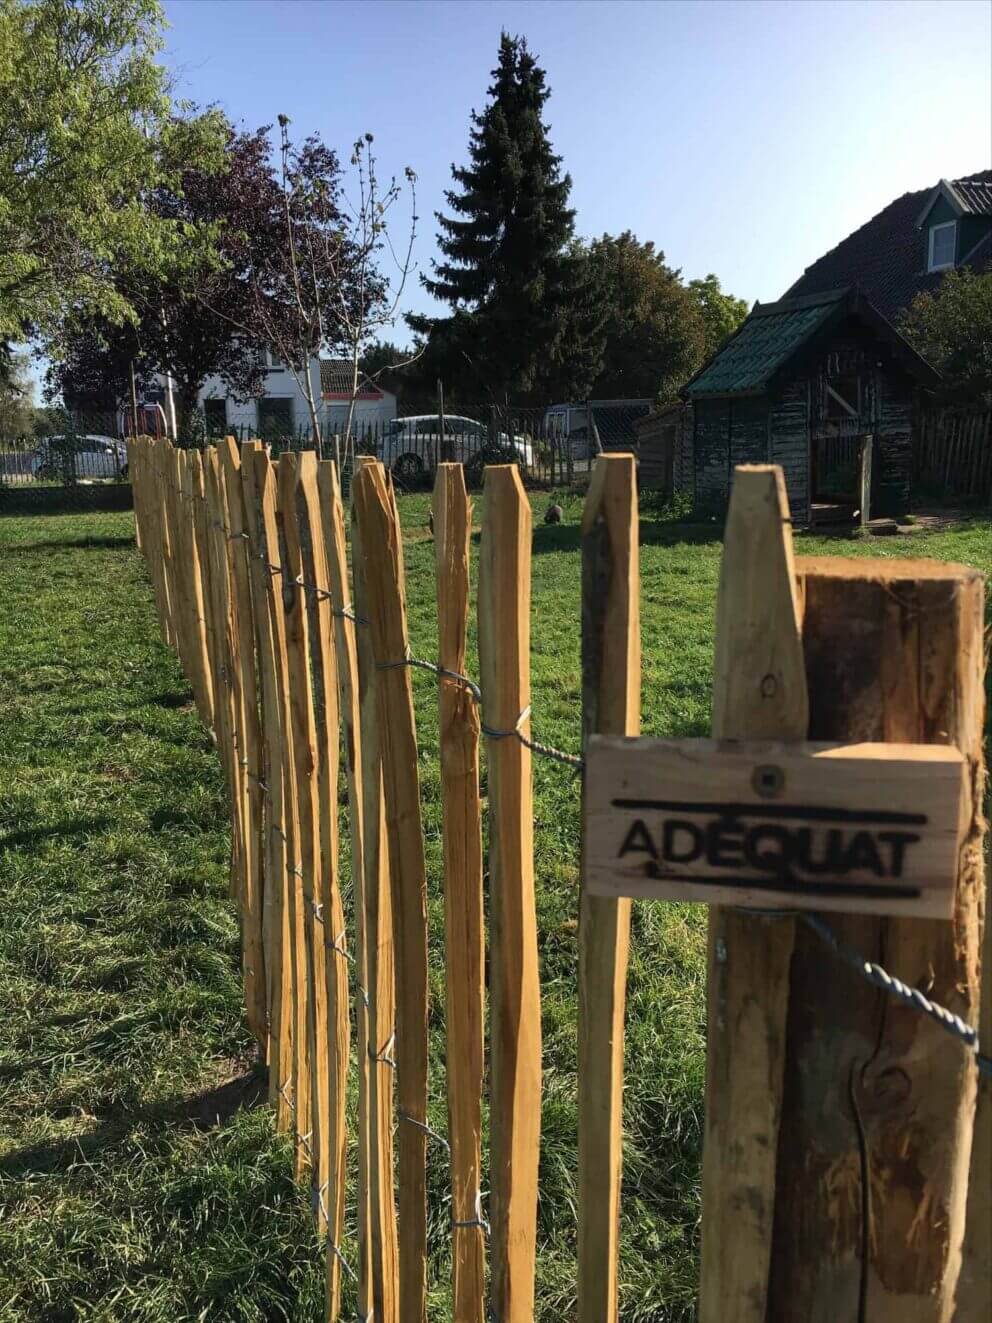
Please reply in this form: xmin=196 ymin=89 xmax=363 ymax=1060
xmin=0 ymin=398 xmax=654 ymax=513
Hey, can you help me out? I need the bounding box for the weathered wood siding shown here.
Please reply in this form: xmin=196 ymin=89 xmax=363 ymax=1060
xmin=769 ymin=381 xmax=809 ymax=523
xmin=874 ymin=372 xmax=913 ymax=515
xmin=693 ymin=400 xmax=732 ymax=513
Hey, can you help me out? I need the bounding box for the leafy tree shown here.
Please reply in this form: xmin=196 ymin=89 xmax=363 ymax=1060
xmin=688 ymin=273 xmax=749 ymax=358
xmin=47 ymin=121 xmax=280 ymax=430
xmin=899 ymin=268 xmax=992 ymax=401
xmin=0 ymin=352 xmax=35 ymax=437
xmin=0 ymin=0 xmax=224 ymax=344
xmin=410 ymin=32 xmax=600 ymax=403
xmin=581 ymin=232 xmax=706 ymax=401
xmin=240 ymin=120 xmax=415 ymax=458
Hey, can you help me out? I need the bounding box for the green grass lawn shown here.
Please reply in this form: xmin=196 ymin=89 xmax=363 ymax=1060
xmin=1 ymin=497 xmax=989 ymax=1322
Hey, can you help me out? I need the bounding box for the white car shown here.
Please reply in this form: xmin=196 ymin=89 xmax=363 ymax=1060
xmin=31 ymin=435 xmax=128 ymax=481
xmin=377 ymin=415 xmax=533 ymax=480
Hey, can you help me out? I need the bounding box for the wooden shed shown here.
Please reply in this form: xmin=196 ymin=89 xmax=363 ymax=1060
xmin=679 ymin=287 xmax=939 ymax=524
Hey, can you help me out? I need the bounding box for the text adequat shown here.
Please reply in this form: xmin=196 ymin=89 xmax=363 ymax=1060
xmin=583 ymin=737 xmax=964 ymax=919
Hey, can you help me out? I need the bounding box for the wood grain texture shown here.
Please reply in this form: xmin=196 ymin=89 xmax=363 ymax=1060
xmin=768 ymin=556 xmax=986 ymax=1323
xmin=433 ymin=464 xmax=485 ymax=1323
xmin=351 ymin=461 xmax=429 ymax=1323
xmin=177 ymin=448 xmax=215 ymax=730
xmin=217 ymin=438 xmax=267 ymax=1047
xmin=578 ymin=454 xmax=640 ymax=1323
xmin=700 ymin=464 xmax=809 ymax=1323
xmin=350 ymin=463 xmax=399 ymax=1323
xmin=478 ymin=465 xmax=541 ymax=1323
xmin=583 ymin=738 xmax=963 ymax=917
xmin=293 ymin=454 xmax=351 ymax=1315
xmin=318 ymin=459 xmax=373 ymax=1318
xmin=277 ymin=453 xmax=329 ymax=1208
xmin=241 ymin=444 xmax=294 ymax=1127
xmin=253 ymin=448 xmax=310 ymax=1176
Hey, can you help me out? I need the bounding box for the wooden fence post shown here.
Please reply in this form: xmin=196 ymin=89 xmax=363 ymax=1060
xmin=241 ymin=444 xmax=295 ymax=1129
xmin=766 ymin=555 xmax=985 ymax=1320
xmin=318 ymin=459 xmax=373 ymax=1318
xmin=276 ymin=453 xmax=330 ymax=1210
xmin=350 ymin=461 xmax=399 ymax=1323
xmin=251 ymin=447 xmax=311 ymax=1177
xmin=478 ymin=464 xmax=541 ymax=1323
xmin=858 ymin=434 xmax=873 ymax=532
xmin=578 ymin=454 xmax=640 ymax=1323
xmin=699 ymin=465 xmax=809 ymax=1323
xmin=217 ymin=438 xmax=268 ymax=1048
xmin=291 ymin=453 xmax=352 ymax=1310
xmin=433 ymin=464 xmax=485 ymax=1323
xmin=352 ymin=461 xmax=430 ymax=1323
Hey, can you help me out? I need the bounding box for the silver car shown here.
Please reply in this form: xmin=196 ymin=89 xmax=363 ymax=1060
xmin=378 ymin=415 xmax=533 ymax=480
xmin=31 ymin=435 xmax=127 ymax=481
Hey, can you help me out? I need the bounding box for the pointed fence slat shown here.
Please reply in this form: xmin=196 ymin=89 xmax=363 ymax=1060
xmin=352 ymin=461 xmax=430 ymax=1323
xmin=294 ymin=454 xmax=351 ymax=1316
xmin=277 ymin=452 xmax=330 ymax=1214
xmin=578 ymin=454 xmax=640 ymax=1323
xmin=478 ymin=464 xmax=541 ymax=1323
xmin=350 ymin=462 xmax=399 ymax=1323
xmin=699 ymin=464 xmax=809 ymax=1323
xmin=251 ymin=447 xmax=312 ymax=1176
xmin=217 ymin=438 xmax=267 ymax=1047
xmin=433 ymin=464 xmax=485 ymax=1323
xmin=241 ymin=443 xmax=295 ymax=1128
xmin=318 ymin=459 xmax=373 ymax=1318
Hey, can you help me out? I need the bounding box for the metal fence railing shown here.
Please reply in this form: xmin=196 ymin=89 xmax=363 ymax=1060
xmin=1 ymin=398 xmax=655 ymax=511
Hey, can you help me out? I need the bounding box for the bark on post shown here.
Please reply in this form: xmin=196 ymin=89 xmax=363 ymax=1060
xmin=767 ymin=556 xmax=986 ymax=1322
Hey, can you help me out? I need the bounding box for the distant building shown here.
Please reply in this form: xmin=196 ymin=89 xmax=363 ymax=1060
xmin=786 ymin=171 xmax=992 ymax=320
xmin=675 ymin=287 xmax=938 ymax=524
xmin=185 ymin=351 xmax=397 ymax=441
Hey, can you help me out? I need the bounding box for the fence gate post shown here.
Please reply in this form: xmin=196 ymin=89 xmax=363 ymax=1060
xmin=765 ymin=553 xmax=985 ymax=1320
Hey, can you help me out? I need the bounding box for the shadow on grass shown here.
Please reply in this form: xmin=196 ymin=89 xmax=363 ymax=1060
xmin=0 ymin=815 xmax=112 ymax=851
xmin=524 ymin=516 xmax=724 ymax=556
xmin=3 ymin=534 xmax=136 ymax=551
xmin=0 ymin=1065 xmax=267 ymax=1179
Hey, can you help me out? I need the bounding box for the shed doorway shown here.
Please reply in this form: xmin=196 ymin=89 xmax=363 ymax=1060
xmin=810 ymin=375 xmax=872 ymax=525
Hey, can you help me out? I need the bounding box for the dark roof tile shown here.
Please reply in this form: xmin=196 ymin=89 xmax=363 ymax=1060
xmin=786 ymin=171 xmax=992 ymax=318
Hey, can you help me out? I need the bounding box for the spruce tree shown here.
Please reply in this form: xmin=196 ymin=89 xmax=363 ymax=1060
xmin=410 ymin=33 xmax=601 ymax=403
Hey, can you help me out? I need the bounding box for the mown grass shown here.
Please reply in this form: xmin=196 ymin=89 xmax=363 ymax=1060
xmin=1 ymin=498 xmax=989 ymax=1322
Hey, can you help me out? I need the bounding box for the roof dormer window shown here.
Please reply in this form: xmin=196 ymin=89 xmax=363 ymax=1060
xmin=928 ymin=220 xmax=956 ymax=272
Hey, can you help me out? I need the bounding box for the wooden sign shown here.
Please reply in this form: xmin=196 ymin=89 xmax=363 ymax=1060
xmin=583 ymin=736 xmax=964 ymax=918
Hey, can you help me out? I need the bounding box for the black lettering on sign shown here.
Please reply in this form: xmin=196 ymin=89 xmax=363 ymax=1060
xmin=610 ymin=798 xmax=928 ymax=902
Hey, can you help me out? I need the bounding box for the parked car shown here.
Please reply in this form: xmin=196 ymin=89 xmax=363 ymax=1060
xmin=31 ymin=435 xmax=128 ymax=481
xmin=377 ymin=415 xmax=533 ymax=480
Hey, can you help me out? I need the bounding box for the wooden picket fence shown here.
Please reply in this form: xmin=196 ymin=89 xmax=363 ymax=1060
xmin=914 ymin=402 xmax=992 ymax=502
xmin=127 ymin=436 xmax=639 ymax=1323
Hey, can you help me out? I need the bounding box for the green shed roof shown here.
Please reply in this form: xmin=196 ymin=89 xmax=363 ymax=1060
xmin=684 ymin=290 xmax=847 ymax=398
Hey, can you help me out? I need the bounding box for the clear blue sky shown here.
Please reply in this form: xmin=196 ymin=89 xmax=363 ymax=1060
xmin=29 ymin=0 xmax=991 ymax=396
xmin=159 ymin=0 xmax=990 ymax=337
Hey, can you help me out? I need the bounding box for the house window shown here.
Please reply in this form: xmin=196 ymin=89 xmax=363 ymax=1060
xmin=204 ymin=398 xmax=227 ymax=436
xmin=928 ymin=221 xmax=956 ymax=272
xmin=268 ymin=346 xmax=284 ymax=370
xmin=257 ymin=396 xmax=294 ymax=441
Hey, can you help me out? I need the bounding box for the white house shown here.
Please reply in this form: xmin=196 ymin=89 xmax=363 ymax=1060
xmin=193 ymin=351 xmax=396 ymax=440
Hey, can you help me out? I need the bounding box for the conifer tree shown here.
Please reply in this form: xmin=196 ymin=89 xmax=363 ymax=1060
xmin=410 ymin=33 xmax=600 ymax=402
